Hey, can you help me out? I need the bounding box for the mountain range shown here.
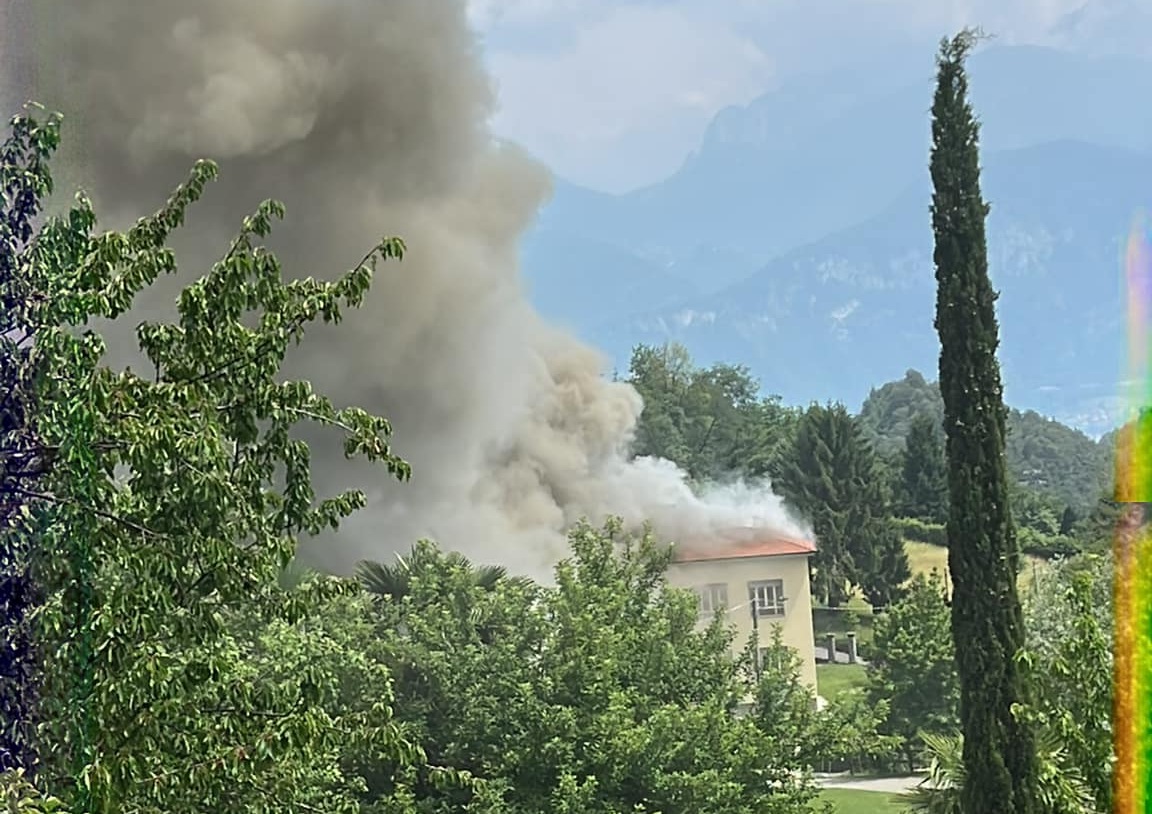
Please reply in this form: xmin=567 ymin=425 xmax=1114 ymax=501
xmin=520 ymin=44 xmax=1152 ymax=436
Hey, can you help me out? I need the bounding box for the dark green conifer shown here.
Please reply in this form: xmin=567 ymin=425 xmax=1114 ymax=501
xmin=900 ymin=413 xmax=948 ymax=522
xmin=929 ymin=30 xmax=1040 ymax=813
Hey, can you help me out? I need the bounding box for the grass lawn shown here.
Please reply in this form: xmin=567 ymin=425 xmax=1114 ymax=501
xmin=816 ymin=662 xmax=869 ymax=703
xmin=816 ymin=788 xmax=908 ymax=813
xmin=905 ymin=540 xmax=1046 ymax=591
xmin=904 ymin=540 xmax=948 ymax=579
xmin=812 ymin=540 xmax=1048 ymax=661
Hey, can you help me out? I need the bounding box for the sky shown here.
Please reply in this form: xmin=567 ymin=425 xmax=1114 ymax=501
xmin=469 ymin=0 xmax=1152 ymax=192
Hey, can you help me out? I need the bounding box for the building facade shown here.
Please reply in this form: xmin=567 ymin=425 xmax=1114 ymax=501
xmin=665 ymin=530 xmax=818 ymax=691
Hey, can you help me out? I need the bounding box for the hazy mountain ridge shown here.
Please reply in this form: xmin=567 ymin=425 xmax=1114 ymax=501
xmin=593 ymin=139 xmax=1141 ymax=433
xmin=522 ymin=45 xmax=1151 ymax=434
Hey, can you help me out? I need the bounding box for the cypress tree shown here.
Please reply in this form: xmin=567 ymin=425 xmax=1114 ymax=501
xmin=929 ymin=31 xmax=1040 ymax=813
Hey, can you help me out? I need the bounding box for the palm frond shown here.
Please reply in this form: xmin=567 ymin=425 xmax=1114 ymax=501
xmin=904 ymin=728 xmax=1098 ymax=814
xmin=471 ymin=564 xmax=508 ymax=591
xmin=356 ymin=558 xmax=411 ymax=599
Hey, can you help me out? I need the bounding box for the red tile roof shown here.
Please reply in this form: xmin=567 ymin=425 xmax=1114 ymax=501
xmin=672 ymin=528 xmax=817 ymax=563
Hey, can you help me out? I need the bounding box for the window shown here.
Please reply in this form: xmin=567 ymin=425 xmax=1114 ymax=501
xmin=747 ymin=579 xmax=786 ymax=617
xmin=696 ymin=583 xmax=729 ymax=615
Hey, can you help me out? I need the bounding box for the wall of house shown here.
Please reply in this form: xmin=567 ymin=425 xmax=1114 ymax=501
xmin=665 ymin=554 xmax=817 ymax=691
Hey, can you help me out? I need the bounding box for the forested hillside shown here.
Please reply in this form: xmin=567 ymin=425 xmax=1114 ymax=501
xmin=629 ymin=348 xmax=1116 ymax=563
xmin=858 ymin=369 xmax=1113 ymax=514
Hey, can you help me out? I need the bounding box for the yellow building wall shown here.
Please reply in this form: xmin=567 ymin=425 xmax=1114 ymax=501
xmin=665 ymin=553 xmax=817 ymax=691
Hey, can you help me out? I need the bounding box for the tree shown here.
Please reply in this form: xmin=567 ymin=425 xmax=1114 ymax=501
xmin=858 ymin=370 xmax=946 ymax=458
xmin=859 ymin=371 xmax=1112 ymax=517
xmin=904 ymin=730 xmax=1095 ymax=814
xmin=1070 ymin=489 xmax=1121 ymax=554
xmin=902 ymin=554 xmax=1114 ymax=814
xmin=854 ymin=520 xmax=912 ymax=611
xmin=751 ymin=628 xmax=900 ymax=775
xmin=1058 ymin=506 xmax=1077 ymax=537
xmin=866 ymin=572 xmax=959 ymax=771
xmin=775 ymin=402 xmax=908 ymax=608
xmin=0 ymin=768 xmax=69 ymax=814
xmin=811 ymin=689 xmax=902 ymax=775
xmin=358 ymin=544 xmax=528 ymax=602
xmin=899 ymin=414 xmax=948 ymax=522
xmin=12 ymin=108 xmax=418 ymax=813
xmin=1018 ymin=554 xmax=1113 ymax=811
xmin=930 ymin=31 xmax=1040 ymax=812
xmin=364 ymin=521 xmax=821 ymax=814
xmin=627 ymin=343 xmax=698 ymax=470
xmin=626 ymin=343 xmax=797 ymax=482
xmin=0 ymin=106 xmax=57 ymax=780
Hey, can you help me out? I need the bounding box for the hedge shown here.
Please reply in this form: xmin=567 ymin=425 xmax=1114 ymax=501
xmin=892 ymin=516 xmax=947 ymax=547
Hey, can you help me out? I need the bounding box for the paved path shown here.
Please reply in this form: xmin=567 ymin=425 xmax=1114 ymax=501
xmin=814 ymin=772 xmax=925 ymax=794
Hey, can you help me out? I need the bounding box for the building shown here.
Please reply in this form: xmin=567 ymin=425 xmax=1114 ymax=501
xmin=665 ymin=528 xmax=818 ymax=691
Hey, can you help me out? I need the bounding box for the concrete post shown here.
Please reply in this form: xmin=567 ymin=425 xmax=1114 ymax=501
xmin=825 ymin=632 xmax=836 ymax=663
xmin=846 ymin=631 xmax=858 ymax=664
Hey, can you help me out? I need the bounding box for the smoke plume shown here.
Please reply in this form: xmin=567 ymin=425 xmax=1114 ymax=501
xmin=5 ymin=0 xmax=805 ymax=577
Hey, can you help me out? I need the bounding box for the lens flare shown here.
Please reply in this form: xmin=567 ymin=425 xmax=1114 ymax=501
xmin=1115 ymin=213 xmax=1152 ymax=814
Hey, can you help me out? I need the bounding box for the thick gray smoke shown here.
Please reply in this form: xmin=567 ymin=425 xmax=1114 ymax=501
xmin=6 ymin=0 xmax=806 ymax=577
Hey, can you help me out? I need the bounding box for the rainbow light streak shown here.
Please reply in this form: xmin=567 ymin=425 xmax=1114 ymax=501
xmin=1114 ymin=214 xmax=1152 ymax=814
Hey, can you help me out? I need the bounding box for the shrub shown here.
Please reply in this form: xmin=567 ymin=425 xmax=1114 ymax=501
xmin=892 ymin=517 xmax=947 ymax=547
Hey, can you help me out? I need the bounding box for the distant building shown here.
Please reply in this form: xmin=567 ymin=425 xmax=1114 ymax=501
xmin=665 ymin=529 xmax=818 ymax=692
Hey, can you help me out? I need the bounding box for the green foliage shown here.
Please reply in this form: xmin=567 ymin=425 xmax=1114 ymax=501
xmin=0 ymin=769 xmax=69 ymax=814
xmin=930 ymin=30 xmax=1040 ymax=812
xmin=626 ymin=343 xmax=798 ymax=482
xmin=899 ymin=555 xmax=1112 ymax=813
xmin=1011 ymin=484 xmax=1062 ymax=537
xmin=815 ymin=689 xmax=903 ymax=775
xmin=1010 ymin=485 xmax=1081 ymax=558
xmin=898 ymin=414 xmax=948 ymax=523
xmin=1005 ymin=410 xmax=1112 ymax=513
xmin=364 ymin=520 xmax=820 ymax=814
xmin=853 ymin=523 xmax=911 ymax=612
xmin=752 ymin=630 xmax=899 ymax=777
xmin=358 ymin=544 xmax=528 ymax=603
xmin=0 ymin=104 xmax=61 ymax=779
xmin=859 ymin=371 xmax=944 ymax=457
xmin=866 ymin=572 xmax=959 ymax=771
xmin=903 ymin=730 xmax=1096 ymax=814
xmin=1069 ymin=491 xmax=1121 ymax=554
xmin=775 ymin=403 xmax=908 ymax=609
xmin=1110 ymin=407 xmax=1152 ymax=502
xmin=1018 ymin=554 xmax=1113 ymax=811
xmin=858 ymin=371 xmax=1111 ymax=518
xmin=1058 ymin=506 xmax=1077 ymax=537
xmin=891 ymin=518 xmax=947 ymax=548
xmin=12 ymin=109 xmax=418 ymax=813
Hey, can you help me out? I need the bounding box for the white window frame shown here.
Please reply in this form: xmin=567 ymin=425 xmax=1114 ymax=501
xmin=696 ymin=583 xmax=729 ymax=615
xmin=748 ymin=579 xmax=786 ymax=617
